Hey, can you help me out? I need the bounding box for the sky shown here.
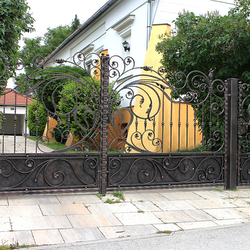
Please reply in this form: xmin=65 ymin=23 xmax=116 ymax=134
xmin=20 ymin=0 xmax=109 ymax=45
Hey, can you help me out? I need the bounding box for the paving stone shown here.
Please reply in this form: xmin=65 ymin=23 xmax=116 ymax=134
xmin=152 ymin=200 xmax=196 ymax=211
xmin=227 ymin=198 xmax=250 ymax=207
xmin=67 ymin=214 xmax=122 ymax=228
xmin=224 ymin=190 xmax=250 ymax=198
xmin=132 ymin=201 xmax=162 ymax=212
xmin=32 ymin=230 xmax=64 ymax=245
xmin=60 ymin=228 xmax=105 ymax=243
xmin=236 ymin=207 xmax=250 ymax=217
xmin=0 ymin=231 xmax=35 ymax=246
xmin=177 ymin=221 xmax=217 ymax=230
xmin=160 ymin=191 xmax=202 ymax=201
xmin=154 ymin=211 xmax=195 ymax=223
xmin=0 ymin=197 xmax=8 ymax=206
xmin=153 ymin=223 xmax=181 ymax=232
xmin=214 ymin=218 xmax=248 ymax=226
xmin=11 ymin=215 xmax=72 ymax=230
xmin=40 ymin=204 xmax=90 ymax=216
xmin=184 ymin=209 xmax=215 ymax=221
xmin=186 ymin=198 xmax=236 ymax=209
xmin=8 ymin=195 xmax=59 ymax=206
xmin=56 ymin=194 xmax=102 ymax=204
xmin=123 ymin=192 xmax=165 ymax=202
xmin=99 ymin=225 xmax=157 ymax=239
xmin=87 ymin=203 xmax=138 ymax=214
xmin=114 ymin=212 xmax=162 ymax=225
xmin=0 ymin=217 xmax=11 ymax=232
xmin=0 ymin=205 xmax=42 ymax=217
xmin=204 ymin=208 xmax=246 ymax=220
xmin=194 ymin=190 xmax=229 ymax=199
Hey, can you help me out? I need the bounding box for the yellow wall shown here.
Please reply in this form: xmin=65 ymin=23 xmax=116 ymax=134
xmin=126 ymin=24 xmax=202 ymax=152
xmin=42 ymin=117 xmax=57 ymax=142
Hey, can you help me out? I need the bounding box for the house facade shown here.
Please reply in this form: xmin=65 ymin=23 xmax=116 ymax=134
xmin=42 ymin=0 xmax=235 ymax=152
xmin=44 ymin=0 xmax=234 ymax=68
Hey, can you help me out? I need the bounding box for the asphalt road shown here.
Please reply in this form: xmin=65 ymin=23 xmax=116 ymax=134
xmin=26 ymin=222 xmax=250 ymax=250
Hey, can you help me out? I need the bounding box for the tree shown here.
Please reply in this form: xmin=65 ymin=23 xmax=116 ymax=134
xmin=156 ymin=0 xmax=250 ymax=150
xmin=19 ymin=15 xmax=81 ymax=73
xmin=71 ymin=15 xmax=81 ymax=31
xmin=0 ymin=0 xmax=34 ymax=79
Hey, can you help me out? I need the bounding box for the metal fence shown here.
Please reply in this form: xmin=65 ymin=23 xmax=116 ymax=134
xmin=0 ymin=53 xmax=246 ymax=195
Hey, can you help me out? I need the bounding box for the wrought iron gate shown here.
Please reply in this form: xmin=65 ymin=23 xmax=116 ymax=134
xmin=0 ymin=53 xmax=240 ymax=195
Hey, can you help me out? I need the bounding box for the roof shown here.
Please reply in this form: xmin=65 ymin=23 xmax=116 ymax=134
xmin=0 ymin=89 xmax=33 ymax=106
xmin=43 ymin=0 xmax=120 ymax=64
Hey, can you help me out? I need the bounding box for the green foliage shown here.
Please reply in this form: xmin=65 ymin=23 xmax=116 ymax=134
xmin=27 ymin=100 xmax=47 ymax=136
xmin=19 ymin=15 xmax=81 ymax=73
xmin=156 ymin=1 xmax=250 ymax=151
xmin=57 ymin=76 xmax=100 ymax=140
xmin=0 ymin=0 xmax=34 ymax=83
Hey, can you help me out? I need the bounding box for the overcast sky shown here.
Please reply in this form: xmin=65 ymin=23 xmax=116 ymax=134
xmin=20 ymin=0 xmax=108 ymax=43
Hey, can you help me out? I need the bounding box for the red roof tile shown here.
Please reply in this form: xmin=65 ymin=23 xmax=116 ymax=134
xmin=0 ymin=88 xmax=34 ymax=106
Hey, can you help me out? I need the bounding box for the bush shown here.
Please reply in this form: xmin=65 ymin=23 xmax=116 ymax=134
xmin=27 ymin=100 xmax=47 ymax=136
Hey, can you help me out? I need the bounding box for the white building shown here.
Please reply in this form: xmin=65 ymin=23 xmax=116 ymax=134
xmin=43 ymin=0 xmax=235 ymax=68
xmin=0 ymin=89 xmax=32 ymax=135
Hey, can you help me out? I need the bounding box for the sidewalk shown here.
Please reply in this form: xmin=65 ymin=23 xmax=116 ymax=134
xmin=1 ymin=187 xmax=250 ymax=248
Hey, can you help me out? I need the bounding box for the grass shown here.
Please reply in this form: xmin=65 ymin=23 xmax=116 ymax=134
xmin=0 ymin=240 xmax=35 ymax=250
xmin=112 ymin=190 xmax=124 ymax=201
xmin=156 ymin=230 xmax=172 ymax=234
xmin=96 ymin=193 xmax=102 ymax=199
xmin=105 ymin=198 xmax=121 ymax=204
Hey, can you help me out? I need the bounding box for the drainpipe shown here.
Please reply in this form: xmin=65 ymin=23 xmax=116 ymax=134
xmin=146 ymin=0 xmax=153 ymax=50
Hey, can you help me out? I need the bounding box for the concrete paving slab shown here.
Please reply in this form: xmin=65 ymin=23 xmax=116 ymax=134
xmin=153 ymin=223 xmax=181 ymax=232
xmin=56 ymin=194 xmax=102 ymax=204
xmin=0 ymin=217 xmax=11 ymax=232
xmin=86 ymin=203 xmax=138 ymax=214
xmin=123 ymin=192 xmax=165 ymax=202
xmin=236 ymin=207 xmax=250 ymax=217
xmin=186 ymin=198 xmax=236 ymax=209
xmin=184 ymin=209 xmax=215 ymax=221
xmin=214 ymin=218 xmax=249 ymax=226
xmin=99 ymin=225 xmax=157 ymax=239
xmin=39 ymin=204 xmax=90 ymax=216
xmin=132 ymin=201 xmax=162 ymax=212
xmin=67 ymin=214 xmax=122 ymax=228
xmin=114 ymin=212 xmax=162 ymax=225
xmin=0 ymin=205 xmax=42 ymax=217
xmin=152 ymin=200 xmax=196 ymax=211
xmin=59 ymin=228 xmax=105 ymax=243
xmin=0 ymin=197 xmax=8 ymax=206
xmin=8 ymin=195 xmax=60 ymax=206
xmin=194 ymin=190 xmax=229 ymax=199
xmin=154 ymin=211 xmax=195 ymax=223
xmin=11 ymin=215 xmax=72 ymax=230
xmin=204 ymin=208 xmax=245 ymax=220
xmin=224 ymin=190 xmax=250 ymax=198
xmin=32 ymin=230 xmax=64 ymax=245
xmin=159 ymin=191 xmax=202 ymax=200
xmin=177 ymin=220 xmax=217 ymax=230
xmin=0 ymin=231 xmax=35 ymax=246
xmin=227 ymin=198 xmax=250 ymax=207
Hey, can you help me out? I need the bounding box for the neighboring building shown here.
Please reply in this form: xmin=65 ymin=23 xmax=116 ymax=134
xmin=0 ymin=89 xmax=33 ymax=135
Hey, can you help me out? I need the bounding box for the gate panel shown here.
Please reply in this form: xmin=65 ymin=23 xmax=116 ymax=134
xmin=106 ymin=56 xmax=226 ymax=190
xmin=0 ymin=53 xmax=102 ymax=193
xmin=238 ymin=82 xmax=250 ymax=185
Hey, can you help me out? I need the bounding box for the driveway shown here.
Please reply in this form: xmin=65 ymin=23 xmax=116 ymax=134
xmin=0 ymin=135 xmax=53 ymax=153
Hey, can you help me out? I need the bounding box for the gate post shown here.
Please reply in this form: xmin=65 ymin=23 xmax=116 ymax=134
xmin=100 ymin=53 xmax=109 ymax=195
xmin=225 ymin=78 xmax=238 ymax=189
